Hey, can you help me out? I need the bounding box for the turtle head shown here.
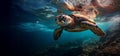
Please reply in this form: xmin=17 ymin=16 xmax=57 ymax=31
xmin=56 ymin=15 xmax=73 ymax=26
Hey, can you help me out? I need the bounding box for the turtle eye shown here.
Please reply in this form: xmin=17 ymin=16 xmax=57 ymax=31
xmin=55 ymin=18 xmax=57 ymax=21
xmin=59 ymin=16 xmax=65 ymax=21
xmin=62 ymin=17 xmax=66 ymax=21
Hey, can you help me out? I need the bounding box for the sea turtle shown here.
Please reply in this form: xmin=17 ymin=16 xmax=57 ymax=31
xmin=53 ymin=14 xmax=105 ymax=40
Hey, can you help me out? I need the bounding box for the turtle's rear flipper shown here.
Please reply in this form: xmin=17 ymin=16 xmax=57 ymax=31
xmin=90 ymin=26 xmax=105 ymax=37
xmin=54 ymin=27 xmax=63 ymax=40
xmin=81 ymin=21 xmax=105 ymax=37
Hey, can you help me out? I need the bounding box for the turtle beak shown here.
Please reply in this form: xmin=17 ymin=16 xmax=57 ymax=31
xmin=61 ymin=20 xmax=65 ymax=23
xmin=56 ymin=15 xmax=70 ymax=26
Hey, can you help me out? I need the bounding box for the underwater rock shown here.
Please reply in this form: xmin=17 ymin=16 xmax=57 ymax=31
xmin=33 ymin=40 xmax=84 ymax=56
xmin=34 ymin=46 xmax=83 ymax=56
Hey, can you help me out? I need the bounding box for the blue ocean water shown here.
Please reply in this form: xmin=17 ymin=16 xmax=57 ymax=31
xmin=9 ymin=0 xmax=118 ymax=56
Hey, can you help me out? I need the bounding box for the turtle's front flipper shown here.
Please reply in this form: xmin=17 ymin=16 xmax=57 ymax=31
xmin=54 ymin=27 xmax=63 ymax=40
xmin=90 ymin=26 xmax=105 ymax=37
